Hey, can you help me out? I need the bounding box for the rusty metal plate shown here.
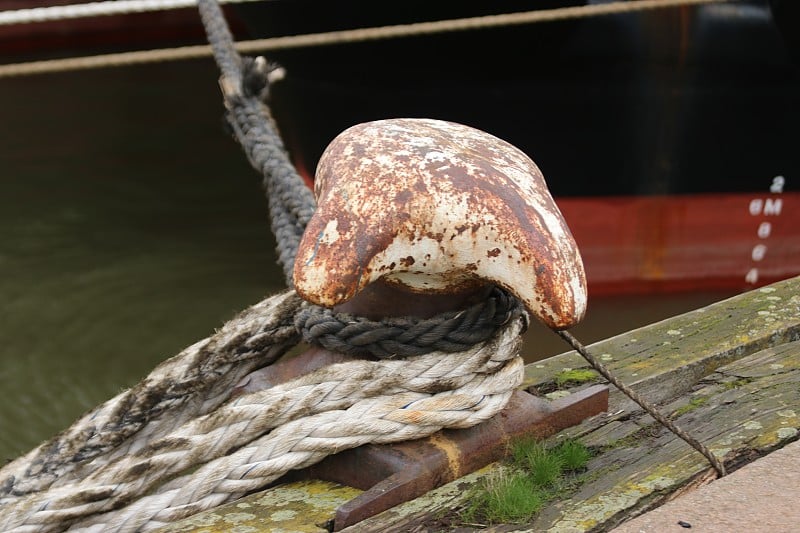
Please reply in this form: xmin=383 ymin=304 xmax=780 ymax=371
xmin=285 ymin=385 xmax=609 ymax=530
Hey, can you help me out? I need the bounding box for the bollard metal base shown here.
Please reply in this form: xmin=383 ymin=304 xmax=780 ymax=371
xmin=285 ymin=385 xmax=609 ymax=530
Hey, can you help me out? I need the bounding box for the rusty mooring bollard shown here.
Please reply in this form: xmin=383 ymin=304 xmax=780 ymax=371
xmin=237 ymin=118 xmax=606 ymax=528
xmin=294 ymin=118 xmax=587 ymax=330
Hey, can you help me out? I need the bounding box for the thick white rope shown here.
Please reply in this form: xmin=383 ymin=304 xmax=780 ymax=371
xmin=0 ymin=310 xmax=526 ymax=532
xmin=0 ymin=0 xmax=264 ymax=26
xmin=0 ymin=290 xmax=302 ymax=504
xmin=0 ymin=0 xmax=729 ymax=79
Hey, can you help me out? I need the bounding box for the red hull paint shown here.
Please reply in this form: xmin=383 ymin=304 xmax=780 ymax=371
xmin=558 ymin=191 xmax=799 ymax=296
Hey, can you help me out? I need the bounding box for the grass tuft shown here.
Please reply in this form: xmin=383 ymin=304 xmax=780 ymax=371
xmin=512 ymin=439 xmax=563 ymax=486
xmin=481 ymin=470 xmax=545 ymax=522
xmin=554 ymin=439 xmax=592 ymax=471
xmin=462 ymin=437 xmax=592 ymax=525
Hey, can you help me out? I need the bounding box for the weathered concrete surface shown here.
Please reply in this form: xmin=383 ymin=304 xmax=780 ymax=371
xmin=612 ymin=439 xmax=800 ymax=533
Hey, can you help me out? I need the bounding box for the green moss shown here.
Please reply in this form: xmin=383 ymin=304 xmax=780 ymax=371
xmin=555 ymin=368 xmax=599 ymax=388
xmin=672 ymin=396 xmax=709 ymax=418
xmin=462 ymin=438 xmax=592 ymax=525
xmin=720 ymin=378 xmax=752 ymax=390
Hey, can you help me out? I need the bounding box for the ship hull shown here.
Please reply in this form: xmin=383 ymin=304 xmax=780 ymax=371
xmin=246 ymin=0 xmax=800 ymax=294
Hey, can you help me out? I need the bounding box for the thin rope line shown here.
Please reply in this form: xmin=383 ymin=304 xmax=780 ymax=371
xmin=557 ymin=329 xmax=727 ymax=477
xmin=0 ymin=0 xmax=729 ymax=78
xmin=0 ymin=0 xmax=265 ymax=26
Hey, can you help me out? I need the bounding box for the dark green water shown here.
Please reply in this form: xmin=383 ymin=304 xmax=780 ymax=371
xmin=0 ymin=61 xmax=285 ymax=461
xmin=0 ymin=60 xmax=733 ymax=463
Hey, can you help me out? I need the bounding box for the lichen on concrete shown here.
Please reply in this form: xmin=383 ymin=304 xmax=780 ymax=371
xmin=161 ymin=480 xmax=362 ymax=533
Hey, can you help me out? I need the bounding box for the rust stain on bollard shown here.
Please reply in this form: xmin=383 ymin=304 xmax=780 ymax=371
xmin=285 ymin=385 xmax=609 ymax=530
xmin=293 ymin=118 xmax=587 ymax=330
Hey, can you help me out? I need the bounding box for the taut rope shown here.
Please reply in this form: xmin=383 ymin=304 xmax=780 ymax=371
xmin=0 ymin=0 xmax=262 ymax=26
xmin=0 ymin=0 xmax=729 ymax=78
xmin=557 ymin=330 xmax=726 ymax=476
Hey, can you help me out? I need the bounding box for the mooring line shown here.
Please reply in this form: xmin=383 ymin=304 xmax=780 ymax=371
xmin=0 ymin=0 xmax=728 ymax=78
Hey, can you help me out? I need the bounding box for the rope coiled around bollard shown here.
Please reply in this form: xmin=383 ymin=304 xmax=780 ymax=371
xmin=296 ymin=287 xmax=526 ymax=358
xmin=0 ymin=306 xmax=528 ymax=532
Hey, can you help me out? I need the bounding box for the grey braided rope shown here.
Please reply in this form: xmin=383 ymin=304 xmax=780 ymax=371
xmin=197 ymin=0 xmax=240 ymax=87
xmin=198 ymin=0 xmax=315 ymax=286
xmin=296 ymin=288 xmax=526 ymax=359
